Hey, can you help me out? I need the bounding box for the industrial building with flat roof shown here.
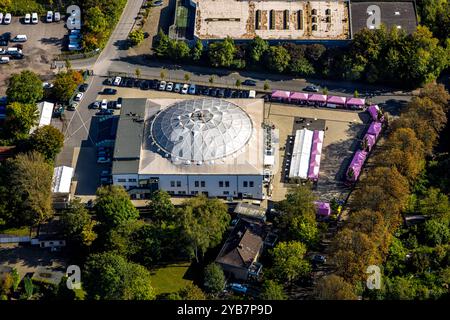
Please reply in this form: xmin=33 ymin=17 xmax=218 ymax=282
xmin=112 ymin=98 xmax=267 ymax=200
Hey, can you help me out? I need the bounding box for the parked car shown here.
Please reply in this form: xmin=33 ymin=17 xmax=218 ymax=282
xmin=125 ymin=78 xmax=134 ymax=87
xmin=116 ymin=97 xmax=122 ymax=109
xmin=217 ymin=88 xmax=225 ymax=98
xmin=79 ymin=83 xmax=88 ymax=92
xmin=4 ymin=14 xmax=12 ymax=25
xmin=0 ymin=57 xmax=9 ymax=64
xmin=304 ymin=85 xmax=319 ymax=92
xmin=97 ymin=156 xmax=111 ymax=163
xmin=11 ymin=35 xmax=27 ymax=42
xmin=224 ymin=89 xmax=232 ymax=98
xmin=113 ymin=76 xmax=122 ymax=86
xmin=90 ymin=101 xmax=100 ymax=109
xmin=101 ymin=99 xmax=108 ymax=110
xmin=46 ymin=11 xmax=53 ymax=23
xmin=101 ymin=88 xmax=117 ymax=95
xmin=209 ymin=88 xmax=218 ymax=97
xmin=107 ymin=101 xmax=117 ymax=109
xmin=0 ymin=13 xmax=3 ymax=24
xmin=158 ymin=81 xmax=167 ymax=90
xmin=103 ymin=78 xmax=113 ymax=85
xmin=173 ymin=83 xmax=181 ymax=93
xmin=31 ymin=12 xmax=38 ymax=24
xmin=229 ymin=283 xmax=248 ymax=294
xmin=312 ymin=254 xmax=327 ymax=264
xmin=188 ymin=84 xmax=196 ymax=95
xmin=54 ymin=12 xmax=61 ymax=22
xmin=68 ymin=102 xmax=79 ymax=111
xmin=181 ymin=83 xmax=189 ymax=94
xmin=151 ymin=0 xmax=164 ymax=6
xmin=96 ymin=109 xmax=113 ymax=116
xmin=242 ymin=79 xmax=257 ymax=86
xmin=24 ymin=13 xmax=31 ymax=24
xmin=74 ymin=92 xmax=84 ymax=101
xmin=151 ymin=80 xmax=159 ymax=90
xmin=42 ymin=82 xmax=54 ymax=89
xmin=140 ymin=80 xmax=150 ymax=90
xmin=166 ymin=82 xmax=174 ymax=91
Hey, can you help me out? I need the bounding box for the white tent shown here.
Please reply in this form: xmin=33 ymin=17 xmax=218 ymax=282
xmin=52 ymin=166 xmax=74 ymax=194
xmin=30 ymin=102 xmax=54 ymax=133
xmin=289 ymin=128 xmax=313 ymax=179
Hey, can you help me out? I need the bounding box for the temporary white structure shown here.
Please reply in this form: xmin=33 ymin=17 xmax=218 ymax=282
xmin=52 ymin=166 xmax=74 ymax=194
xmin=30 ymin=102 xmax=54 ymax=133
xmin=289 ymin=128 xmax=313 ymax=179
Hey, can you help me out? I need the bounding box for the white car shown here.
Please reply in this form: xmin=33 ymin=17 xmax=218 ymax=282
xmin=31 ymin=12 xmax=38 ymax=24
xmin=101 ymin=99 xmax=108 ymax=110
xmin=54 ymin=12 xmax=61 ymax=22
xmin=0 ymin=13 xmax=3 ymax=24
xmin=24 ymin=13 xmax=31 ymax=24
xmin=46 ymin=11 xmax=53 ymax=23
xmin=166 ymin=82 xmax=174 ymax=91
xmin=42 ymin=82 xmax=54 ymax=89
xmin=113 ymin=76 xmax=122 ymax=86
xmin=4 ymin=13 xmax=12 ymax=24
xmin=74 ymin=93 xmax=84 ymax=101
xmin=0 ymin=57 xmax=10 ymax=64
xmin=158 ymin=81 xmax=166 ymax=90
xmin=181 ymin=84 xmax=189 ymax=94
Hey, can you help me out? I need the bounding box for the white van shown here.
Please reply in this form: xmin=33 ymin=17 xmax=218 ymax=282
xmin=11 ymin=35 xmax=27 ymax=42
xmin=0 ymin=57 xmax=10 ymax=64
xmin=31 ymin=12 xmax=38 ymax=24
xmin=24 ymin=13 xmax=31 ymax=24
xmin=7 ymin=47 xmax=22 ymax=54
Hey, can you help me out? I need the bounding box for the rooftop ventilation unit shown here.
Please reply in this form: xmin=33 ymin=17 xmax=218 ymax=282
xmin=394 ymin=11 xmax=400 ymax=15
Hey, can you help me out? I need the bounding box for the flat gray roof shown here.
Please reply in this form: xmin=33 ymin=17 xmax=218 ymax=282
xmin=112 ymin=98 xmax=147 ymax=175
xmin=113 ymin=98 xmax=147 ymax=160
xmin=350 ymin=1 xmax=417 ymax=36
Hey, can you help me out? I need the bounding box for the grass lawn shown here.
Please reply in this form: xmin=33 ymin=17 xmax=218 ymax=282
xmin=0 ymin=226 xmax=31 ymax=237
xmin=149 ymin=262 xmax=192 ymax=294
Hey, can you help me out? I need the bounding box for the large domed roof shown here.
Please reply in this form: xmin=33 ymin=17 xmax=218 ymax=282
xmin=150 ymin=99 xmax=253 ymax=163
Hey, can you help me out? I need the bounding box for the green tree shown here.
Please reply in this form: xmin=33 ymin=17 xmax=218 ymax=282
xmin=423 ymin=219 xmax=450 ymax=246
xmin=23 ymin=277 xmax=34 ymax=299
xmin=270 ymin=241 xmax=311 ymax=284
xmin=167 ymin=40 xmax=191 ymax=60
xmin=94 ymin=185 xmax=139 ymax=230
xmin=208 ymin=37 xmax=236 ymax=68
xmin=28 ymin=125 xmax=64 ymax=163
xmin=275 ymin=185 xmax=318 ymax=244
xmin=289 ymin=56 xmax=314 ymax=75
xmin=314 ymin=275 xmax=358 ymax=300
xmin=61 ymin=198 xmax=98 ymax=247
xmin=177 ymin=284 xmax=206 ymax=300
xmin=4 ymin=102 xmax=38 ymax=141
xmin=154 ymin=29 xmax=170 ymax=57
xmin=160 ymin=70 xmax=166 ymax=80
xmin=204 ymin=263 xmax=225 ymax=295
xmin=5 ymin=152 xmax=53 ymax=226
xmin=249 ymin=36 xmax=269 ymax=63
xmin=6 ymin=70 xmax=43 ymax=104
xmin=418 ymin=188 xmax=449 ymax=219
xmin=184 ymin=73 xmax=190 ymax=82
xmin=263 ymin=80 xmax=270 ymax=91
xmin=128 ymin=29 xmax=145 ymax=46
xmin=53 ymin=70 xmax=84 ymax=103
xmin=235 ymin=79 xmax=242 ymax=88
xmin=191 ymin=39 xmax=203 ymax=61
xmin=209 ymin=76 xmax=215 ymax=84
xmin=265 ymin=46 xmax=291 ymax=73
xmin=181 ymin=195 xmax=230 ymax=262
xmin=146 ymin=190 xmax=176 ymax=223
xmin=135 ymin=68 xmax=141 ymax=79
xmin=84 ymin=6 xmax=108 ymax=34
xmin=83 ymin=252 xmax=155 ymax=300
xmin=259 ymin=280 xmax=287 ymax=300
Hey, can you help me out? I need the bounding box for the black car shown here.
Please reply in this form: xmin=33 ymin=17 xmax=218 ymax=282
xmin=242 ymin=90 xmax=250 ymax=98
xmin=217 ymin=88 xmax=225 ymax=98
xmin=151 ymin=80 xmax=159 ymax=90
xmin=224 ymin=88 xmax=232 ymax=98
xmin=0 ymin=32 xmax=11 ymax=42
xmin=79 ymin=83 xmax=89 ymax=92
xmin=0 ymin=39 xmax=8 ymax=46
xmin=101 ymin=88 xmax=117 ymax=95
xmin=237 ymin=90 xmax=244 ymax=98
xmin=304 ymin=85 xmax=320 ymax=92
xmin=126 ymin=78 xmax=134 ymax=87
xmin=10 ymin=53 xmax=24 ymax=60
xmin=140 ymin=80 xmax=150 ymax=90
xmin=210 ymin=88 xmax=218 ymax=97
xmin=202 ymin=88 xmax=210 ymax=96
xmin=230 ymin=90 xmax=237 ymax=98
xmin=242 ymin=79 xmax=257 ymax=86
xmin=134 ymin=79 xmax=142 ymax=88
xmin=103 ymin=78 xmax=113 ymax=85
xmin=96 ymin=109 xmax=114 ymax=115
xmin=119 ymin=78 xmax=128 ymax=87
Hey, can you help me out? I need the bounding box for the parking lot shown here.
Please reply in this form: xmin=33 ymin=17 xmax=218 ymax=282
xmin=266 ymin=103 xmax=369 ymax=202
xmin=0 ymin=14 xmax=66 ymax=95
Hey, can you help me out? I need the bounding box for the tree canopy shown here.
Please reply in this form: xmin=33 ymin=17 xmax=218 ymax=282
xmin=204 ymin=263 xmax=226 ymax=295
xmin=83 ymin=252 xmax=156 ymax=300
xmin=52 ymin=70 xmax=84 ymax=103
xmin=28 ymin=125 xmax=64 ymax=163
xmin=61 ymin=198 xmax=97 ymax=247
xmin=6 ymin=70 xmax=43 ymax=104
xmin=270 ymin=241 xmax=311 ymax=284
xmin=94 ymin=185 xmax=139 ymax=230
